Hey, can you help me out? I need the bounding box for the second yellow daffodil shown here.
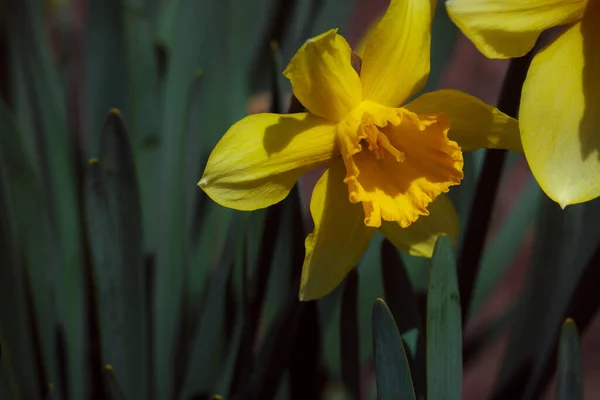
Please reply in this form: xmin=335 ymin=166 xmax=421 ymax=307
xmin=447 ymin=0 xmax=600 ymax=207
xmin=200 ymin=0 xmax=521 ymax=300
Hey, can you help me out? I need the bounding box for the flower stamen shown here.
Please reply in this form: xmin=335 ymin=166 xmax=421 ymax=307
xmin=361 ymin=124 xmax=406 ymax=162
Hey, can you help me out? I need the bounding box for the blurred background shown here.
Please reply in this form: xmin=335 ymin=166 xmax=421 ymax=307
xmin=2 ymin=0 xmax=600 ymax=399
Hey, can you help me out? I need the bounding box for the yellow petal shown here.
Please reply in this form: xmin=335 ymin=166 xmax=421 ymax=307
xmin=446 ymin=0 xmax=587 ymax=59
xmin=520 ymin=13 xmax=600 ymax=207
xmin=361 ymin=0 xmax=435 ymax=107
xmin=342 ymin=109 xmax=464 ymax=228
xmin=300 ymin=160 xmax=376 ymax=301
xmin=379 ymin=195 xmax=458 ymax=258
xmin=379 ymin=194 xmax=459 ymax=258
xmin=404 ymin=89 xmax=522 ymax=152
xmin=283 ymin=29 xmax=362 ymax=122
xmin=200 ymin=113 xmax=338 ymax=210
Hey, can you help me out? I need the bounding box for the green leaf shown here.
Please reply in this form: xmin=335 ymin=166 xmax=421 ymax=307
xmin=0 ymin=100 xmax=58 ymax=394
xmin=121 ymin=1 xmax=161 ymax=254
xmin=427 ymin=236 xmax=462 ymax=400
xmin=180 ymin=216 xmax=242 ymax=398
xmin=84 ymin=0 xmax=129 ymax=154
xmin=0 ymin=167 xmax=37 ymax=399
xmin=9 ymin=2 xmax=85 ymax=397
xmin=0 ymin=336 xmax=21 ymax=399
xmin=380 ymin=240 xmax=426 ymax=399
xmin=372 ymin=298 xmax=415 ymax=400
xmin=494 ymin=197 xmax=600 ymax=399
xmin=83 ymin=111 xmax=146 ymax=399
xmin=556 ymin=319 xmax=583 ymax=400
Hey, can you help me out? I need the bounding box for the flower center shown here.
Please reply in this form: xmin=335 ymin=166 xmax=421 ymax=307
xmin=360 ymin=124 xmax=405 ymax=162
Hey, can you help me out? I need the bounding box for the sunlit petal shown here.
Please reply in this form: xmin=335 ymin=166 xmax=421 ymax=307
xmin=283 ymin=29 xmax=362 ymax=121
xmin=300 ymin=160 xmax=376 ymax=301
xmin=200 ymin=113 xmax=338 ymax=210
xmin=379 ymin=194 xmax=459 ymax=258
xmin=405 ymin=89 xmax=521 ymax=152
xmin=361 ymin=0 xmax=435 ymax=107
xmin=446 ymin=0 xmax=587 ymax=58
xmin=520 ymin=14 xmax=600 ymax=206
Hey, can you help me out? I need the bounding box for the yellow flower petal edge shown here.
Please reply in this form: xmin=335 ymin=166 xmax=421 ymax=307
xmin=446 ymin=0 xmax=588 ymax=59
xmin=361 ymin=0 xmax=435 ymax=107
xmin=404 ymin=89 xmax=522 ymax=152
xmin=337 ymin=102 xmax=463 ymax=228
xmin=300 ymin=160 xmax=375 ymax=301
xmin=199 ymin=113 xmax=338 ymax=211
xmin=520 ymin=12 xmax=600 ymax=207
xmin=379 ymin=194 xmax=459 ymax=258
xmin=283 ymin=29 xmax=362 ymax=122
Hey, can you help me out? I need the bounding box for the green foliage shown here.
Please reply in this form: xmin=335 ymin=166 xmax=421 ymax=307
xmin=0 ymin=1 xmax=597 ymax=400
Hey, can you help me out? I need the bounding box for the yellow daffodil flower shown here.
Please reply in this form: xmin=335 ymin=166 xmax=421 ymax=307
xmin=199 ymin=0 xmax=521 ymax=300
xmin=446 ymin=0 xmax=600 ymax=207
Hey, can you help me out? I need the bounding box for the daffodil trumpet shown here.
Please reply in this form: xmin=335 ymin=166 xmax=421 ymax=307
xmin=200 ymin=0 xmax=521 ymax=300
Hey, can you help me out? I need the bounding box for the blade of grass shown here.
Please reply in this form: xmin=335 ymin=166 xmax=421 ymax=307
xmin=121 ymin=1 xmax=161 ymax=254
xmin=427 ymin=236 xmax=462 ymax=400
xmin=372 ymin=298 xmax=416 ymax=400
xmin=180 ymin=215 xmax=242 ymax=398
xmin=10 ymin=2 xmax=85 ymax=397
xmin=493 ymin=197 xmax=600 ymax=399
xmin=380 ymin=240 xmax=426 ymax=399
xmin=0 ymin=159 xmax=38 ymax=399
xmin=555 ymin=319 xmax=583 ymax=400
xmin=84 ymin=0 xmax=129 ymax=155
xmin=83 ymin=111 xmax=146 ymax=399
xmin=0 ymin=100 xmax=59 ymax=394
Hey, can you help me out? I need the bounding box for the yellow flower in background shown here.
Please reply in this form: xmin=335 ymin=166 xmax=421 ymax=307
xmin=200 ymin=0 xmax=521 ymax=300
xmin=446 ymin=0 xmax=600 ymax=207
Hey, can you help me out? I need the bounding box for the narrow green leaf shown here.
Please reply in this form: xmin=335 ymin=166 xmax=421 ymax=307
xmin=0 ymin=336 xmax=21 ymax=399
xmin=154 ymin=1 xmax=212 ymax=395
xmin=9 ymin=2 xmax=85 ymax=397
xmin=0 ymin=168 xmax=35 ymax=399
xmin=556 ymin=319 xmax=583 ymax=400
xmin=427 ymin=236 xmax=462 ymax=400
xmin=380 ymin=240 xmax=426 ymax=399
xmin=102 ymin=365 xmax=128 ymax=400
xmin=121 ymin=1 xmax=161 ymax=253
xmin=0 ymin=100 xmax=58 ymax=394
xmin=372 ymin=298 xmax=415 ymax=400
xmin=83 ymin=111 xmax=146 ymax=399
xmin=84 ymin=0 xmax=129 ymax=154
xmin=180 ymin=216 xmax=241 ymax=398
xmin=494 ymin=197 xmax=600 ymax=399
xmin=235 ymin=288 xmax=304 ymax=400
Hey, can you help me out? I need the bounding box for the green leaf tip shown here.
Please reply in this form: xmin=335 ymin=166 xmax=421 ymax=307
xmin=564 ymin=318 xmax=576 ymax=326
xmin=88 ymin=157 xmax=99 ymax=165
xmin=375 ymin=297 xmax=386 ymax=304
xmin=109 ymin=108 xmax=121 ymax=116
xmin=104 ymin=364 xmax=114 ymax=372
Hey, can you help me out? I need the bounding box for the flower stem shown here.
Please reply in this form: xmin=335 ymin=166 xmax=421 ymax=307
xmin=458 ymin=50 xmax=535 ymax=324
